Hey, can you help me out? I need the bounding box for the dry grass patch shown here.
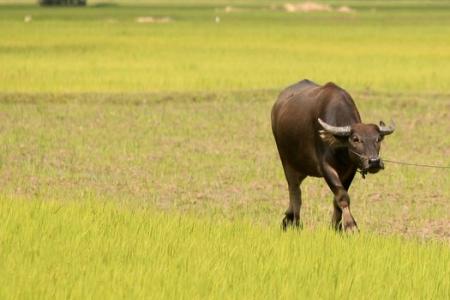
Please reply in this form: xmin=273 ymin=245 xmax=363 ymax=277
xmin=0 ymin=91 xmax=448 ymax=241
xmin=136 ymin=16 xmax=172 ymax=24
xmin=284 ymin=2 xmax=331 ymax=13
xmin=283 ymin=2 xmax=355 ymax=13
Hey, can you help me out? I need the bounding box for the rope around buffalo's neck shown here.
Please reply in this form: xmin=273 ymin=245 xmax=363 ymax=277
xmin=347 ymin=150 xmax=368 ymax=178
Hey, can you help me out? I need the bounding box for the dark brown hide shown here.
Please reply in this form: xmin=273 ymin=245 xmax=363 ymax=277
xmin=271 ymin=80 xmax=394 ymax=231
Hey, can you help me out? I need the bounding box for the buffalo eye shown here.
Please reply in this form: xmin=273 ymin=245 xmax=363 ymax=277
xmin=376 ymin=136 xmax=384 ymax=143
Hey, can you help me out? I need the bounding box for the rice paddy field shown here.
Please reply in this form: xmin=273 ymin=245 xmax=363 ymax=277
xmin=0 ymin=0 xmax=449 ymax=298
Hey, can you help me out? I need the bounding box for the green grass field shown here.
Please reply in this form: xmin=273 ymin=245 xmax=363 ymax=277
xmin=0 ymin=1 xmax=449 ymax=298
xmin=1 ymin=198 xmax=449 ymax=299
xmin=1 ymin=1 xmax=450 ymax=92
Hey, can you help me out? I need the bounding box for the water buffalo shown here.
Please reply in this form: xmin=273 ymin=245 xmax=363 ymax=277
xmin=271 ymin=79 xmax=394 ymax=231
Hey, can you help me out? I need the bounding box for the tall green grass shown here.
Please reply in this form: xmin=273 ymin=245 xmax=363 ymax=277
xmin=0 ymin=198 xmax=448 ymax=299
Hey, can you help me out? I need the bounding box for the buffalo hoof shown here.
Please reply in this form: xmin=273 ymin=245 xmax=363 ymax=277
xmin=341 ymin=209 xmax=359 ymax=233
xmin=344 ymin=224 xmax=359 ymax=233
xmin=332 ymin=222 xmax=343 ymax=232
xmin=281 ymin=214 xmax=302 ymax=231
xmin=343 ymin=219 xmax=359 ymax=233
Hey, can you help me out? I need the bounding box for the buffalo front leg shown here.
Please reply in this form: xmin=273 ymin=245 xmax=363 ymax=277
xmin=281 ymin=162 xmax=306 ymax=230
xmin=332 ymin=189 xmax=358 ymax=232
xmin=322 ymin=163 xmax=358 ymax=232
xmin=332 ymin=170 xmax=356 ymax=231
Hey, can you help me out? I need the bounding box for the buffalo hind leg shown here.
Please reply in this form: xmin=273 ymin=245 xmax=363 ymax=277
xmin=281 ymin=162 xmax=306 ymax=230
xmin=332 ymin=200 xmax=343 ymax=231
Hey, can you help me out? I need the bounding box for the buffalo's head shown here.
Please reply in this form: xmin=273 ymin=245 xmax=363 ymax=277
xmin=318 ymin=118 xmax=395 ymax=175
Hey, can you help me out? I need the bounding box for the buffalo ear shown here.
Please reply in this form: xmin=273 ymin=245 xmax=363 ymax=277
xmin=319 ymin=130 xmax=348 ymax=148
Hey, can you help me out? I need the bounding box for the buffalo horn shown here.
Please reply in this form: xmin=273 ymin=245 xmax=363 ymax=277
xmin=378 ymin=121 xmax=395 ymax=135
xmin=318 ymin=118 xmax=351 ymax=137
